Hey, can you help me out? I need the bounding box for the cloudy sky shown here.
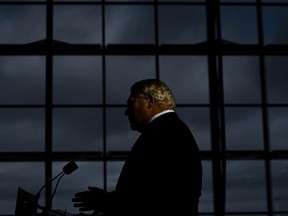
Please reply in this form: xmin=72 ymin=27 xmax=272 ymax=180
xmin=0 ymin=0 xmax=288 ymax=215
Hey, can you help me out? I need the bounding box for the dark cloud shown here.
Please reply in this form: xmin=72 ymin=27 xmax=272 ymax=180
xmin=265 ymin=57 xmax=288 ymax=103
xmin=106 ymin=5 xmax=155 ymax=44
xmin=223 ymin=56 xmax=261 ymax=104
xmin=159 ymin=56 xmax=209 ymax=104
xmin=225 ymin=107 xmax=264 ymax=150
xmin=0 ymin=109 xmax=45 ymax=151
xmin=0 ymin=56 xmax=45 ymax=104
xmin=53 ymin=56 xmax=103 ymax=104
xmin=158 ymin=5 xmax=206 ymax=44
xmin=54 ymin=6 xmax=102 ymax=44
xmin=0 ymin=5 xmax=45 ymax=44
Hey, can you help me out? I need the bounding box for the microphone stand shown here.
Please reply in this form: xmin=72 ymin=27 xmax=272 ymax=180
xmin=35 ymin=161 xmax=78 ymax=216
xmin=36 ymin=171 xmax=65 ymax=201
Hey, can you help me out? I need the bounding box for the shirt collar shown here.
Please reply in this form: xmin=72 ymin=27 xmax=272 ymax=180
xmin=149 ymin=110 xmax=175 ymax=123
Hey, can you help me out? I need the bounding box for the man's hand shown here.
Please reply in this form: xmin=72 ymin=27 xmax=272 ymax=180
xmin=72 ymin=186 xmax=108 ymax=213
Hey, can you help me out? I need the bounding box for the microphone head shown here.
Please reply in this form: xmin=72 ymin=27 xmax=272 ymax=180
xmin=63 ymin=160 xmax=78 ymax=175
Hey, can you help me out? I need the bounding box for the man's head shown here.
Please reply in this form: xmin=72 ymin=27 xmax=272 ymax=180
xmin=125 ymin=79 xmax=176 ymax=132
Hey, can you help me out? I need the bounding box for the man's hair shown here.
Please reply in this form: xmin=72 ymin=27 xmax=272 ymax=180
xmin=130 ymin=79 xmax=176 ymax=110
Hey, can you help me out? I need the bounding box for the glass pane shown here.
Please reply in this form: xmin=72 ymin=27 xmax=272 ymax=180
xmin=268 ymin=108 xmax=288 ymax=150
xmin=227 ymin=215 xmax=267 ymax=216
xmin=54 ymin=5 xmax=102 ymax=44
xmin=0 ymin=162 xmax=44 ymax=215
xmin=271 ymin=160 xmax=288 ymax=212
xmin=105 ymin=5 xmax=155 ymax=44
xmin=225 ymin=108 xmax=264 ymax=150
xmin=158 ymin=5 xmax=206 ymax=44
xmin=226 ymin=161 xmax=267 ymax=212
xmin=0 ymin=56 xmax=45 ymax=105
xmin=107 ymin=161 xmax=124 ymax=192
xmin=263 ymin=6 xmax=288 ymax=45
xmin=221 ymin=0 xmax=256 ymax=2
xmin=0 ymin=0 xmax=45 ymax=1
xmin=51 ymin=161 xmax=103 ymax=214
xmin=0 ymin=6 xmax=45 ymax=44
xmin=107 ymin=108 xmax=139 ymax=152
xmin=0 ymin=109 xmax=45 ymax=152
xmin=54 ymin=0 xmax=100 ymax=1
xmin=53 ymin=108 xmax=103 ymax=151
xmin=265 ymin=56 xmax=288 ymax=104
xmin=220 ymin=6 xmax=258 ymax=44
xmin=53 ymin=56 xmax=102 ymax=104
xmin=158 ymin=0 xmax=204 ymax=2
xmin=262 ymin=0 xmax=288 ymax=2
xmin=199 ymin=161 xmax=214 ymax=213
xmin=177 ymin=107 xmax=211 ymax=151
xmin=159 ymin=56 xmax=209 ymax=104
xmin=223 ymin=56 xmax=261 ymax=104
xmin=106 ymin=0 xmax=152 ymax=1
xmin=106 ymin=56 xmax=155 ymax=104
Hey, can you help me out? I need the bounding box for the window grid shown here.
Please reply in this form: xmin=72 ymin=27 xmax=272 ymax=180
xmin=0 ymin=1 xmax=288 ymax=216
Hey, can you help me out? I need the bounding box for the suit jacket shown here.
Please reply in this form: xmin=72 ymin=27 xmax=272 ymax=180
xmin=106 ymin=112 xmax=202 ymax=216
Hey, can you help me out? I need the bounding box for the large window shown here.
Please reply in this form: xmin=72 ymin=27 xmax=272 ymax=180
xmin=0 ymin=0 xmax=287 ymax=216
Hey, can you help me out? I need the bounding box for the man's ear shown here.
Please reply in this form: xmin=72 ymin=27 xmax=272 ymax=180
xmin=146 ymin=94 xmax=154 ymax=109
xmin=147 ymin=101 xmax=153 ymax=109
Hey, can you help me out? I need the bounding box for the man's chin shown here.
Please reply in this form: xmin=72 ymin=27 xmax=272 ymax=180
xmin=130 ymin=124 xmax=142 ymax=132
xmin=130 ymin=125 xmax=138 ymax=131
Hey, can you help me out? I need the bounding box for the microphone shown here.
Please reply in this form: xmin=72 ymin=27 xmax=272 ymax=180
xmin=63 ymin=160 xmax=78 ymax=175
xmin=35 ymin=160 xmax=78 ymax=203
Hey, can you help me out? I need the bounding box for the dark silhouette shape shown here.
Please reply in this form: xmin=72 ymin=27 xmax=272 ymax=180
xmin=72 ymin=79 xmax=202 ymax=216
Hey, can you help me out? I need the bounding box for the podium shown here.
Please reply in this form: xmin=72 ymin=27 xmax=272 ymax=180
xmin=14 ymin=187 xmax=37 ymax=216
xmin=14 ymin=187 xmax=75 ymax=216
xmin=14 ymin=161 xmax=80 ymax=216
xmin=38 ymin=207 xmax=74 ymax=216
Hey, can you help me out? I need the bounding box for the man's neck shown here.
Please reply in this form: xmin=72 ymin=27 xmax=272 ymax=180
xmin=149 ymin=110 xmax=174 ymax=123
